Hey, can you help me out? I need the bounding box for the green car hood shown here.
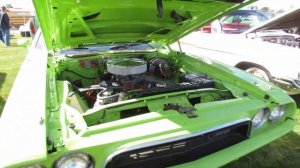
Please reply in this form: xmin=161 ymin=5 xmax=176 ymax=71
xmin=33 ymin=0 xmax=255 ymax=50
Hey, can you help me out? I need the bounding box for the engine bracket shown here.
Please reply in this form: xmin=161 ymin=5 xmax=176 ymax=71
xmin=163 ymin=103 xmax=198 ymax=118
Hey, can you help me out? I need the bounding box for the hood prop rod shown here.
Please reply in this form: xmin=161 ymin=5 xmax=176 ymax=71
xmin=156 ymin=0 xmax=163 ymax=18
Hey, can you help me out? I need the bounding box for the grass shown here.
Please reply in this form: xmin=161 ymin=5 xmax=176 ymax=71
xmin=0 ymin=35 xmax=299 ymax=167
xmin=225 ymin=109 xmax=300 ymax=167
xmin=0 ymin=35 xmax=30 ymax=113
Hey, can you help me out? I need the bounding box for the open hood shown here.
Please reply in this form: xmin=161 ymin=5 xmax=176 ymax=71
xmin=34 ymin=0 xmax=255 ymax=50
xmin=244 ymin=8 xmax=300 ymax=34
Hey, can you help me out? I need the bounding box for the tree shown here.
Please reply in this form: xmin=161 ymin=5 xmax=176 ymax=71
xmin=5 ymin=4 xmax=13 ymax=9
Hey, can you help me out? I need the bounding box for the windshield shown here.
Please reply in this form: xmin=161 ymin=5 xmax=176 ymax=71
xmin=220 ymin=10 xmax=270 ymax=34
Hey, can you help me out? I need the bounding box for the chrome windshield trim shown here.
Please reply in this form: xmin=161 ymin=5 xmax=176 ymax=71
xmin=107 ymin=49 xmax=156 ymax=53
xmin=102 ymin=118 xmax=251 ymax=168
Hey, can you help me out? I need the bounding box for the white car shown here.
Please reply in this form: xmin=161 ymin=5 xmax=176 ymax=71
xmin=206 ymin=8 xmax=300 ymax=48
xmin=243 ymin=8 xmax=300 ymax=48
xmin=179 ymin=32 xmax=300 ymax=95
xmin=19 ymin=20 xmax=31 ymax=37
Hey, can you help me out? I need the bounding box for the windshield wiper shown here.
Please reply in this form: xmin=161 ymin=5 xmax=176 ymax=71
xmin=109 ymin=44 xmax=141 ymax=50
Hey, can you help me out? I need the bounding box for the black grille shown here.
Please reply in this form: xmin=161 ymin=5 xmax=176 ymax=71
xmin=105 ymin=120 xmax=251 ymax=168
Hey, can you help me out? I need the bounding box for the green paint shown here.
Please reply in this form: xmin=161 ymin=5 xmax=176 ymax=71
xmin=2 ymin=0 xmax=298 ymax=168
xmin=34 ymin=0 xmax=256 ymax=50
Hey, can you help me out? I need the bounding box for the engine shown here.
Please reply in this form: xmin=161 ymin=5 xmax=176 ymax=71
xmin=70 ymin=57 xmax=215 ymax=109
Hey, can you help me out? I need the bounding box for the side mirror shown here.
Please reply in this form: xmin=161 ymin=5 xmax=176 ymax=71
xmin=245 ymin=31 xmax=258 ymax=39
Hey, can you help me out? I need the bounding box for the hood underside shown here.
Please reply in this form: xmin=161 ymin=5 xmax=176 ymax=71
xmin=34 ymin=0 xmax=255 ymax=50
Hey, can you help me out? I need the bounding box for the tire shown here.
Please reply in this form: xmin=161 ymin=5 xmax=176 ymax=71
xmin=25 ymin=31 xmax=31 ymax=37
xmin=291 ymin=94 xmax=300 ymax=108
xmin=238 ymin=64 xmax=271 ymax=81
xmin=20 ymin=31 xmax=25 ymax=37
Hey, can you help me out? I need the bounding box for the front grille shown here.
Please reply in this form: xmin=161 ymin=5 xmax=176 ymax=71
xmin=105 ymin=120 xmax=251 ymax=168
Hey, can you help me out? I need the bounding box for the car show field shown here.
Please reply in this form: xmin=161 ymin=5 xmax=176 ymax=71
xmin=0 ymin=33 xmax=299 ymax=167
xmin=1 ymin=0 xmax=300 ymax=167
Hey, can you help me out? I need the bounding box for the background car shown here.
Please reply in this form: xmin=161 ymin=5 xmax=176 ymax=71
xmin=179 ymin=32 xmax=300 ymax=95
xmin=221 ymin=10 xmax=270 ymax=34
xmin=19 ymin=20 xmax=31 ymax=37
xmin=244 ymin=8 xmax=300 ymax=48
xmin=19 ymin=16 xmax=39 ymax=37
xmin=199 ymin=10 xmax=270 ymax=34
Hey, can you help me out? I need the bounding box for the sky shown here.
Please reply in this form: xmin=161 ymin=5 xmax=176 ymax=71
xmin=0 ymin=0 xmax=34 ymax=10
xmin=253 ymin=0 xmax=300 ymax=11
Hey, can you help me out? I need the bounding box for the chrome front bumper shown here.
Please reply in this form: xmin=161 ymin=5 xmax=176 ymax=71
xmin=272 ymin=77 xmax=300 ymax=95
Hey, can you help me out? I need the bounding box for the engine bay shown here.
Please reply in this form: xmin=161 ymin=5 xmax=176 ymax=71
xmin=52 ymin=51 xmax=235 ymax=126
xmin=59 ymin=56 xmax=216 ymax=106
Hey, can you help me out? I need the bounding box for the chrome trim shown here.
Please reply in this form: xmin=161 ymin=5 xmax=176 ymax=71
xmin=102 ymin=118 xmax=251 ymax=168
xmin=272 ymin=77 xmax=300 ymax=95
xmin=252 ymin=108 xmax=270 ymax=129
xmin=54 ymin=152 xmax=94 ymax=168
xmin=268 ymin=105 xmax=287 ymax=124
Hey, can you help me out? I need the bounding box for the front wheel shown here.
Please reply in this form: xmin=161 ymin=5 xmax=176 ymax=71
xmin=20 ymin=31 xmax=25 ymax=37
xmin=291 ymin=94 xmax=300 ymax=107
xmin=245 ymin=67 xmax=270 ymax=81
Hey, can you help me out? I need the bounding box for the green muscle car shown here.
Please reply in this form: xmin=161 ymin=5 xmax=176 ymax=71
xmin=0 ymin=0 xmax=297 ymax=168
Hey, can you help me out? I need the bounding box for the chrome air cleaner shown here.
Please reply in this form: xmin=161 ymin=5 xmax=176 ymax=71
xmin=107 ymin=58 xmax=147 ymax=76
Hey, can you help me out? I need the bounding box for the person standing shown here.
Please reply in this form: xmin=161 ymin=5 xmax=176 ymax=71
xmin=0 ymin=6 xmax=10 ymax=46
xmin=0 ymin=8 xmax=4 ymax=44
xmin=0 ymin=29 xmax=3 ymax=43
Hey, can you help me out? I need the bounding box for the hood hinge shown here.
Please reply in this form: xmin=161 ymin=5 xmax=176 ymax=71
xmin=52 ymin=39 xmax=57 ymax=53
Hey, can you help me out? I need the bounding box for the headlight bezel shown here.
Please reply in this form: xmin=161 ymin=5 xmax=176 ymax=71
xmin=268 ymin=105 xmax=286 ymax=123
xmin=252 ymin=108 xmax=269 ymax=129
xmin=54 ymin=152 xmax=94 ymax=168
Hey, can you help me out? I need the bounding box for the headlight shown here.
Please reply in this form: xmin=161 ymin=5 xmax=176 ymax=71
xmin=252 ymin=109 xmax=269 ymax=129
xmin=55 ymin=152 xmax=94 ymax=168
xmin=269 ymin=106 xmax=285 ymax=122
